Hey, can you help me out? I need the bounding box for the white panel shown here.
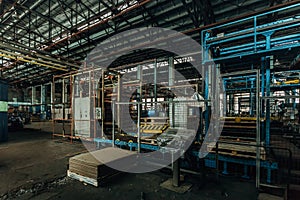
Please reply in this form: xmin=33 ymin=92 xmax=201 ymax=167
xmin=74 ymin=97 xmax=91 ymax=138
xmin=81 ymin=97 xmax=91 ymax=120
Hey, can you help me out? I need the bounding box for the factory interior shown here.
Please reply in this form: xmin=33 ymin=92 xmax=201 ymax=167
xmin=1 ymin=0 xmax=300 ymax=199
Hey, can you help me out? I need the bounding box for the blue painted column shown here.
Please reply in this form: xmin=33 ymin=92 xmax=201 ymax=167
xmin=204 ymin=65 xmax=209 ymax=135
xmin=267 ymin=169 xmax=272 ymax=184
xmin=222 ymin=161 xmax=229 ymax=175
xmin=242 ymin=165 xmax=250 ymax=179
xmin=261 ymin=57 xmax=266 ymax=142
xmin=266 ymin=57 xmax=271 ymax=147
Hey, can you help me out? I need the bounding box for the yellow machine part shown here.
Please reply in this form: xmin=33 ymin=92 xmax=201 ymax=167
xmin=284 ymin=79 xmax=300 ymax=84
xmin=140 ymin=125 xmax=169 ymax=134
xmin=276 ymin=79 xmax=300 ymax=85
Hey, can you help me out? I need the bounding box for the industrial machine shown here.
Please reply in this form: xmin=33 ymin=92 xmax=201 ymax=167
xmin=50 ymin=4 xmax=300 ymax=193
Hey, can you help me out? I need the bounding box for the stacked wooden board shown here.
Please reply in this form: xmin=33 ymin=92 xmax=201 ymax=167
xmin=207 ymin=140 xmax=266 ymax=160
xmin=68 ymin=147 xmax=136 ymax=186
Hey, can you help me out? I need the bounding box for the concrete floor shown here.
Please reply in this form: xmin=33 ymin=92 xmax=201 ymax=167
xmin=0 ymin=122 xmax=258 ymax=200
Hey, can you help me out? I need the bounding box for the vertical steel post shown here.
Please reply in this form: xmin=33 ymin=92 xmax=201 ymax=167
xmin=254 ymin=16 xmax=257 ymax=52
xmin=169 ymin=57 xmax=175 ymax=127
xmin=62 ymin=79 xmax=65 ymax=136
xmin=112 ymin=100 xmax=115 ymax=147
xmin=41 ymin=84 xmax=46 ymax=114
xmin=32 ymin=86 xmax=35 ymax=106
xmin=154 ymin=59 xmax=157 ymax=103
xmin=222 ymin=161 xmax=228 ymax=175
xmin=137 ymin=65 xmax=142 ymax=153
xmin=261 ymin=57 xmax=265 ymax=142
xmin=223 ymin=80 xmax=227 ymax=116
xmin=137 ymin=101 xmax=141 ymax=153
xmin=250 ymin=80 xmax=254 ymax=116
xmin=117 ymin=74 xmax=121 ymax=133
xmin=266 ymin=57 xmax=271 ymax=147
xmin=215 ymin=64 xmax=221 ymax=182
xmin=52 ymin=78 xmax=55 ymax=139
xmin=242 ymin=165 xmax=250 ymax=179
xmin=50 ymin=82 xmax=53 ymax=113
xmin=204 ymin=65 xmax=209 ymax=134
xmin=70 ymin=75 xmax=74 ymax=141
xmin=101 ymin=70 xmax=105 ymax=138
xmin=256 ymin=69 xmax=261 ymax=189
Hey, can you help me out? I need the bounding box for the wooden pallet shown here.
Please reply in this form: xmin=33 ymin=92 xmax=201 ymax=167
xmin=67 ymin=170 xmax=100 ymax=187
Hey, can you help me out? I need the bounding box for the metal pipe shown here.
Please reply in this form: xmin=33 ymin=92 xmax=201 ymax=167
xmin=0 ymin=43 xmax=78 ymax=69
xmin=0 ymin=50 xmax=69 ymax=71
xmin=0 ymin=38 xmax=81 ymax=65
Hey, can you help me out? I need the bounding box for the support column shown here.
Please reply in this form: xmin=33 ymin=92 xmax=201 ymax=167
xmin=62 ymin=80 xmax=65 ymax=135
xmin=137 ymin=65 xmax=142 ymax=153
xmin=117 ymin=74 xmax=121 ymax=132
xmin=204 ymin=65 xmax=210 ymax=134
xmin=267 ymin=169 xmax=272 ymax=184
xmin=250 ymin=80 xmax=254 ymax=116
xmin=229 ymin=94 xmax=234 ymax=115
xmin=222 ymin=161 xmax=228 ymax=175
xmin=223 ymin=80 xmax=227 ymax=116
xmin=32 ymin=86 xmax=36 ymax=114
xmin=256 ymin=69 xmax=261 ymax=189
xmin=50 ymin=82 xmax=53 ymax=111
xmin=242 ymin=165 xmax=250 ymax=179
xmin=41 ymin=85 xmax=46 ymax=113
xmin=32 ymin=86 xmax=36 ymax=104
xmin=261 ymin=57 xmax=266 ymax=142
xmin=154 ymin=59 xmax=157 ymax=103
xmin=169 ymin=57 xmax=175 ymax=128
xmin=265 ymin=56 xmax=272 ymax=147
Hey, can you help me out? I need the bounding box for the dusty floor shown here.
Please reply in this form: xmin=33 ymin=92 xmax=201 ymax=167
xmin=0 ymin=122 xmax=258 ymax=200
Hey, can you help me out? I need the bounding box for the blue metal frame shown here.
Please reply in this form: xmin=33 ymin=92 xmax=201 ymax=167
xmin=202 ymin=3 xmax=300 ymax=64
xmin=94 ymin=138 xmax=160 ymax=151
